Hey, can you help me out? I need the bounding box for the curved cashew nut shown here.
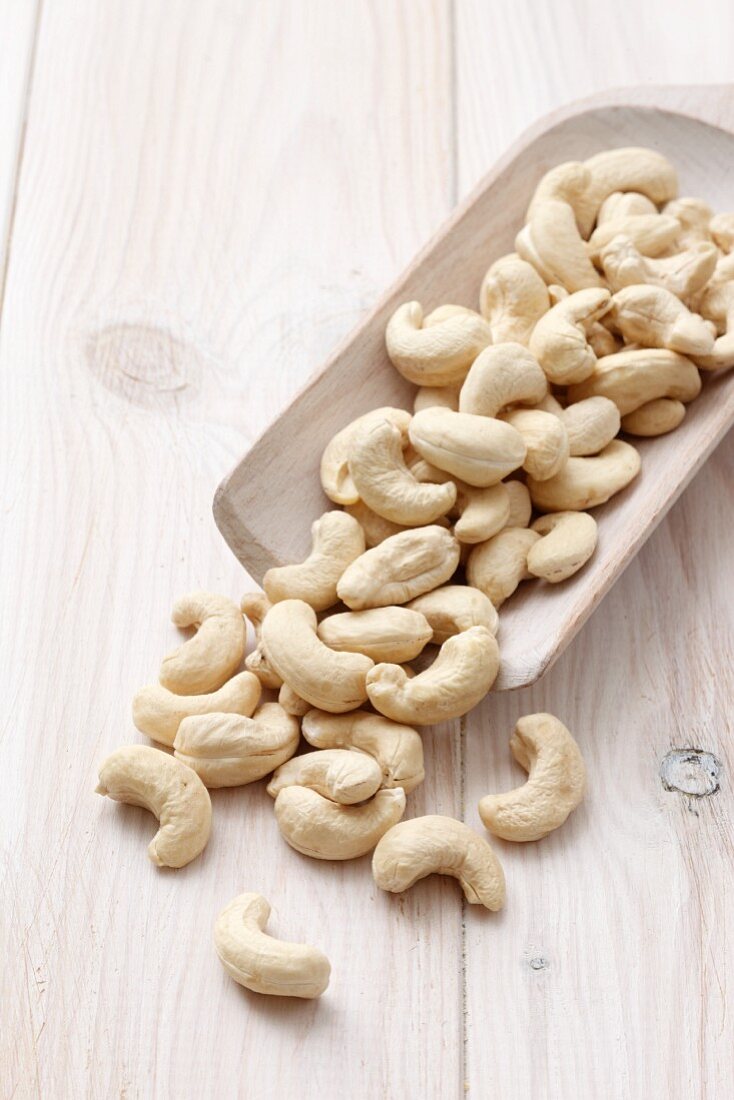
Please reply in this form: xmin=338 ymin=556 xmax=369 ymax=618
xmin=344 ymin=500 xmax=407 ymax=548
xmin=526 ymin=161 xmax=597 ymax=239
xmin=557 ymin=396 xmax=621 ymax=455
xmin=274 ymin=785 xmax=406 ymax=860
xmin=528 ymin=511 xmax=598 ymax=582
xmin=241 ymin=592 xmax=282 ymax=690
xmin=406 ymin=584 xmax=498 ymax=643
xmin=385 ymin=301 xmax=492 ymax=386
xmin=478 ymin=712 xmax=586 ymax=841
xmin=278 ymin=682 xmax=311 ymax=717
xmin=302 ymin=708 xmax=424 ymax=792
xmin=587 ymin=214 xmax=680 ymax=261
xmin=132 ymin=671 xmax=262 ymax=747
xmin=159 ymin=592 xmax=246 ymax=696
xmin=263 ymin=511 xmax=365 ymax=612
xmin=498 ymin=408 xmax=570 ymax=481
xmin=479 ymin=254 xmax=550 ymax=344
xmin=584 ymin=146 xmax=678 ymax=215
xmin=466 ymin=527 xmax=540 ymax=607
xmin=366 ymin=626 xmax=499 ymax=725
xmin=693 ymin=276 xmax=734 ymax=372
xmin=596 ymin=190 xmax=658 ymax=223
xmin=693 ymin=255 xmax=734 ymax=327
xmin=95 ymin=745 xmax=212 ymax=867
xmin=413 ymin=384 xmax=460 ymax=413
xmin=528 ymin=287 xmax=611 ymax=384
xmin=453 ymin=482 xmax=510 ymax=543
xmin=527 ymin=439 xmax=640 ymax=512
xmin=261 ymin=599 xmax=373 ymax=712
xmin=173 ymin=703 xmax=300 ymax=787
xmin=588 ymin=321 xmax=621 ymax=358
xmin=516 ymin=199 xmax=603 ymax=291
xmin=320 ymin=406 xmax=411 ymax=505
xmin=710 ymin=212 xmax=734 ymax=253
xmin=317 ymin=606 xmax=432 ymax=662
xmin=337 ymin=525 xmax=460 ymax=610
xmin=567 ymin=348 xmax=702 ymax=415
xmin=504 ymin=480 xmax=532 ymax=528
xmin=459 ymin=342 xmax=547 ymax=418
xmin=600 ymin=234 xmax=718 ymax=298
xmin=664 ymin=197 xmax=714 ymax=245
xmin=214 ymin=893 xmax=330 ymax=999
xmin=348 ymin=418 xmax=456 ymax=524
xmin=621 ymin=398 xmax=686 ymax=436
xmin=372 ymin=816 xmax=505 ymax=911
xmin=266 ymin=749 xmax=383 ymax=805
xmin=409 ymin=406 xmax=526 ymax=487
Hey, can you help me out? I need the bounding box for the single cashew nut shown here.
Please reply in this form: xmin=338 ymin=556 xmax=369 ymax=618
xmin=344 ymin=500 xmax=408 ymax=547
xmin=528 ymin=287 xmax=611 ymax=384
xmin=664 ymin=197 xmax=714 ymax=245
xmin=214 ymin=893 xmax=330 ymax=999
xmin=528 ymin=511 xmax=598 ymax=582
xmin=459 ymin=343 xmax=548 ymax=418
xmin=320 ymin=407 xmax=411 ymax=505
xmin=453 ymin=481 xmax=511 ymax=543
xmin=409 ymin=406 xmax=526 ymax=487
xmin=372 ymin=816 xmax=505 ymax=911
xmin=584 ymin=146 xmax=678 ymax=215
xmin=478 ymin=712 xmax=586 ymax=841
xmin=479 ymin=254 xmax=550 ymax=344
xmin=95 ymin=745 xmax=212 ymax=867
xmin=527 ymin=439 xmax=641 ymax=512
xmin=516 ymin=199 xmax=603 ymax=291
xmin=266 ymin=749 xmax=383 ymax=805
xmin=556 ymin=396 xmax=621 ymax=455
xmin=241 ymin=592 xmax=282 ymax=690
xmin=621 ymin=398 xmax=686 ymax=436
xmin=159 ymin=592 xmax=246 ymax=696
xmin=263 ymin=511 xmax=365 ymax=611
xmin=413 ymin=384 xmax=460 ymax=412
xmin=710 ymin=212 xmax=734 ymax=253
xmin=302 ymin=708 xmax=424 ymax=792
xmin=337 ymin=525 xmax=460 ymax=610
xmin=504 ymin=480 xmax=532 ymax=528
xmin=406 ymin=584 xmax=498 ymax=643
xmin=173 ymin=703 xmax=300 ymax=787
xmin=132 ymin=671 xmax=262 ymax=747
xmin=566 ymin=348 xmax=702 ymax=415
xmin=278 ymin=682 xmax=311 ymax=717
xmin=274 ymin=785 xmax=406 ymax=860
xmin=692 ymin=277 xmax=734 ymax=372
xmin=526 ymin=161 xmax=597 ymax=239
xmin=596 ymin=191 xmax=658 ymax=223
xmin=599 ymin=235 xmax=718 ymax=298
xmin=498 ymin=408 xmax=570 ymax=481
xmin=587 ymin=214 xmax=680 ymax=261
xmin=317 ymin=606 xmax=432 ymax=662
xmin=466 ymin=527 xmax=540 ymax=607
xmin=385 ymin=301 xmax=492 ymax=386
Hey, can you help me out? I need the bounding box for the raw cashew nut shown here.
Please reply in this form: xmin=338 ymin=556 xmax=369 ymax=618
xmin=95 ymin=745 xmax=212 ymax=867
xmin=406 ymin=585 xmax=498 ymax=643
xmin=320 ymin=407 xmax=411 ymax=505
xmin=466 ymin=527 xmax=540 ymax=607
xmin=214 ymin=893 xmax=330 ymax=999
xmin=159 ymin=592 xmax=246 ymax=696
xmin=599 ymin=235 xmax=718 ymax=298
xmin=337 ymin=525 xmax=460 ymax=610
xmin=302 ymin=709 xmax=424 ymax=792
xmin=366 ymin=626 xmax=499 ymax=725
xmin=479 ymin=254 xmax=550 ymax=344
xmin=664 ymin=197 xmax=714 ymax=245
xmin=584 ymin=146 xmax=678 ymax=214
xmin=344 ymin=500 xmax=408 ymax=547
xmin=516 ymin=199 xmax=603 ymax=291
xmin=527 ymin=439 xmax=641 ymax=512
xmin=132 ymin=671 xmax=262 ymax=747
xmin=266 ymin=749 xmax=383 ymax=805
xmin=409 ymin=406 xmax=526 ymax=487
xmin=710 ymin=212 xmax=734 ymax=253
xmin=587 ymin=214 xmax=680 ymax=261
xmin=173 ymin=703 xmax=300 ymax=787
xmin=278 ymin=682 xmax=311 ymax=717
xmin=588 ymin=321 xmax=621 ymax=358
xmin=567 ymin=348 xmax=702 ymax=415
xmin=596 ymin=191 xmax=657 ymax=223
xmin=453 ymin=482 xmax=510 ymax=544
xmin=693 ymin=279 xmax=734 ymax=372
xmin=621 ymin=398 xmax=686 ymax=436
xmin=459 ymin=343 xmax=547 ymax=418
xmin=478 ymin=712 xmax=586 ymax=841
xmin=526 ymin=161 xmax=597 ymax=238
xmin=528 ymin=287 xmax=611 ymax=384
xmin=242 ymin=592 xmax=282 ymax=690
xmin=274 ymin=785 xmax=406 ymax=860
xmin=528 ymin=512 xmax=598 ymax=582
xmin=504 ymin=480 xmax=532 ymax=528
xmin=498 ymin=408 xmax=570 ymax=481
xmin=261 ymin=600 xmax=373 ymax=713
xmin=263 ymin=511 xmax=365 ymax=611
xmin=385 ymin=301 xmax=492 ymax=386
xmin=372 ymin=816 xmax=505 ymax=911
xmin=317 ymin=606 xmax=432 ymax=662
xmin=413 ymin=384 xmax=460 ymax=412
xmin=556 ymin=396 xmax=621 ymax=455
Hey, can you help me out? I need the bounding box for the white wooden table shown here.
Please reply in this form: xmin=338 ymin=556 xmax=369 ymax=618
xmin=3 ymin=3 xmax=733 ymax=1097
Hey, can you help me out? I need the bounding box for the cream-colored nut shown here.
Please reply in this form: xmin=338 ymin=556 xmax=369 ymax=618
xmin=587 ymin=321 xmax=621 ymax=358
xmin=621 ymin=397 xmax=686 ymax=436
xmin=694 ymin=330 xmax=734 ymax=372
xmin=366 ymin=626 xmax=499 ymax=725
xmin=278 ymin=682 xmax=311 ymax=717
xmin=459 ymin=342 xmax=548 ymax=418
xmin=261 ymin=599 xmax=373 ymax=712
xmin=558 ymin=396 xmax=621 ymax=455
xmin=159 ymin=592 xmax=246 ymax=696
xmin=710 ymin=212 xmax=734 ymax=253
xmin=214 ymin=893 xmax=330 ymax=999
xmin=692 ymin=277 xmax=734 ymax=372
xmin=317 ymin=606 xmax=432 ymax=662
xmin=596 ymin=190 xmax=658 ymax=223
xmin=567 ymin=348 xmax=702 ymax=415
xmin=527 ymin=439 xmax=641 ymax=512
xmin=526 ymin=161 xmax=597 ymax=239
xmin=478 ymin=712 xmax=586 ymax=841
xmin=95 ymin=745 xmax=211 ymax=867
xmin=132 ymin=672 xmax=262 ymax=747
xmin=348 ymin=418 xmax=456 ymax=525
xmin=385 ymin=301 xmax=492 ymax=386
xmin=693 ymin=255 xmax=734 ymax=328
xmin=302 ymin=708 xmax=424 ymax=792
xmin=266 ymin=749 xmax=383 ymax=805
xmin=344 ymin=500 xmax=407 ymax=547
xmin=466 ymin=527 xmax=540 ymax=606
xmin=547 ymin=284 xmax=569 ymax=305
xmin=504 ymin=480 xmax=532 ymax=528
xmin=516 ymin=199 xmax=603 ymax=291
xmin=528 ymin=287 xmax=611 ymax=384
xmin=609 ymin=285 xmax=714 ymax=356
xmin=241 ymin=592 xmax=282 ymax=690
xmin=337 ymin=525 xmax=460 ymax=610
xmin=453 ymin=482 xmax=511 ymax=543
xmin=372 ymin=816 xmax=505 ymax=911
xmin=584 ymin=146 xmax=678 ymax=214
xmin=406 ymin=584 xmax=498 ymax=643
xmin=528 ymin=511 xmax=598 ymax=582
xmin=320 ymin=407 xmax=411 ymax=506
xmin=599 ymin=235 xmax=718 ymax=298
xmin=409 ymin=406 xmax=526 ymax=487
xmin=587 ymin=214 xmax=680 ymax=261
xmin=413 ymin=384 xmax=460 ymax=412
xmin=663 ymin=197 xmax=714 ymax=245
xmin=274 ymin=785 xmax=406 ymax=861
xmin=499 ymin=408 xmax=570 ymax=481
xmin=263 ymin=511 xmax=365 ymax=612
xmin=479 ymin=254 xmax=550 ymax=344
xmin=173 ymin=703 xmax=300 ymax=787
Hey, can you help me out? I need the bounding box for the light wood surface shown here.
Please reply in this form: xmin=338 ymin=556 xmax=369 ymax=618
xmin=2 ymin=3 xmax=733 ymax=1099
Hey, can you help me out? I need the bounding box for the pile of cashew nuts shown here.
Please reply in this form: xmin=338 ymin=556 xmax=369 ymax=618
xmin=96 ymin=147 xmax=734 ymax=998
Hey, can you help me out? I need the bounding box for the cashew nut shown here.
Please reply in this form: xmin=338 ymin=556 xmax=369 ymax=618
xmin=266 ymin=749 xmax=383 ymax=805
xmin=584 ymin=146 xmax=678 ymax=214
xmin=263 ymin=511 xmax=364 ymax=613
xmin=527 ymin=439 xmax=641 ymax=512
xmin=385 ymin=301 xmax=492 ymax=386
xmin=663 ymin=197 xmax=714 ymax=245
xmin=95 ymin=745 xmax=212 ymax=867
xmin=406 ymin=584 xmax=498 ymax=643
xmin=479 ymin=253 xmax=550 ymax=344
xmin=274 ymin=785 xmax=406 ymax=860
xmin=413 ymin=384 xmax=460 ymax=412
xmin=409 ymin=406 xmax=526 ymax=487
xmin=366 ymin=626 xmax=499 ymax=725
xmin=596 ymin=191 xmax=657 ymax=223
xmin=302 ymin=708 xmax=424 ymax=792
xmin=159 ymin=592 xmax=246 ymax=696
xmin=478 ymin=712 xmax=586 ymax=841
xmin=588 ymin=321 xmax=621 ymax=358
xmin=320 ymin=407 xmax=411 ymax=505
xmin=528 ymin=511 xmax=598 ymax=582
xmin=693 ymin=278 xmax=734 ymax=372
xmin=214 ymin=893 xmax=330 ymax=999
xmin=526 ymin=161 xmax=597 ymax=239
xmin=621 ymin=398 xmax=686 ymax=436
xmin=710 ymin=212 xmax=734 ymax=253
xmin=278 ymin=682 xmax=311 ymax=717
xmin=599 ymin=235 xmax=718 ymax=298
xmin=317 ymin=606 xmax=432 ymax=662
xmin=498 ymin=408 xmax=570 ymax=481
xmin=459 ymin=342 xmax=547 ymax=418
xmin=453 ymin=481 xmax=511 ymax=543
xmin=372 ymin=816 xmax=505 ymax=911
xmin=587 ymin=214 xmax=680 ymax=261
xmin=516 ymin=199 xmax=603 ymax=291
xmin=557 ymin=396 xmax=621 ymax=455
xmin=504 ymin=479 xmax=532 ymax=528
xmin=259 ymin=599 xmax=373 ymax=712
xmin=132 ymin=671 xmax=262 ymax=747
xmin=173 ymin=703 xmax=300 ymax=787
xmin=337 ymin=525 xmax=460 ymax=610
xmin=466 ymin=527 xmax=539 ymax=606
xmin=344 ymin=500 xmax=408 ymax=547
xmin=566 ymin=348 xmax=702 ymax=415
xmin=241 ymin=592 xmax=282 ymax=690
xmin=528 ymin=287 xmax=611 ymax=384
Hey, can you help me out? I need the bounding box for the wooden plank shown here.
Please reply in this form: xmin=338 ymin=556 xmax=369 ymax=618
xmin=0 ymin=2 xmax=460 ymax=1097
